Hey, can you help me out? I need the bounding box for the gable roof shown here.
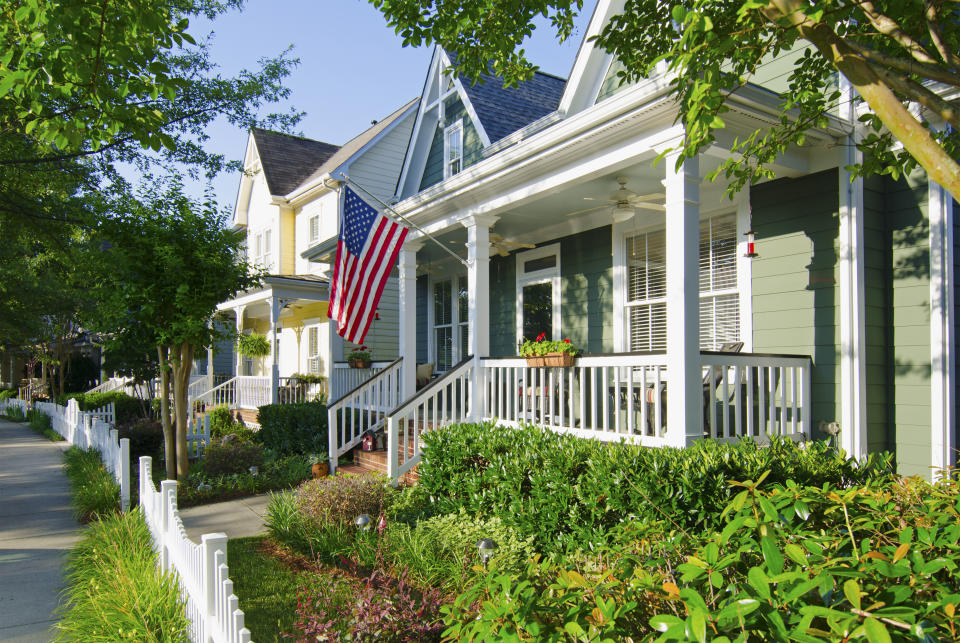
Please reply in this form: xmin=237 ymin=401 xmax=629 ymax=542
xmin=291 ymin=98 xmax=420 ymax=195
xmin=446 ymin=52 xmax=567 ymax=143
xmin=250 ymin=128 xmax=340 ymax=196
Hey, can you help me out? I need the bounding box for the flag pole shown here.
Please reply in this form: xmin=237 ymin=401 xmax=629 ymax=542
xmin=331 ymin=173 xmax=471 ymax=268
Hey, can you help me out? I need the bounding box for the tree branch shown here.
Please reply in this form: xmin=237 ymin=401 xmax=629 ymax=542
xmin=924 ymin=0 xmax=960 ymax=69
xmin=868 ymin=60 xmax=960 ymax=129
xmin=851 ymin=0 xmax=938 ymax=65
xmin=842 ymin=36 xmax=960 ymax=88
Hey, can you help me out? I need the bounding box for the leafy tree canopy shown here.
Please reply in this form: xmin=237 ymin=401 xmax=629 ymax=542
xmin=370 ymin=0 xmax=960 ymax=201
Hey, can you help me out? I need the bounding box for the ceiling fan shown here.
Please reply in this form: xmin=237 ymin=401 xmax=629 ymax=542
xmin=489 ymin=233 xmax=534 ymax=257
xmin=566 ymin=177 xmax=665 ymax=222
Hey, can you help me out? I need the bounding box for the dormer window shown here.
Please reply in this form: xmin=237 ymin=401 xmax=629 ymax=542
xmin=444 ymin=119 xmax=463 ymax=178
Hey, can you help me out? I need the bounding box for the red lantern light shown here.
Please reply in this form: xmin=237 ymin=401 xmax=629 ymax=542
xmin=744 ymin=229 xmax=758 ymax=258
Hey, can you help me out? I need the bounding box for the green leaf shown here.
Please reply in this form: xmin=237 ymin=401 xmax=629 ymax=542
xmin=863 ymin=618 xmax=891 ymax=643
xmin=761 ymin=536 xmax=784 ymax=575
xmin=844 ymin=579 xmax=862 ymax=610
xmin=748 ymin=567 xmax=771 ymax=600
xmin=689 ymin=612 xmax=707 ymax=643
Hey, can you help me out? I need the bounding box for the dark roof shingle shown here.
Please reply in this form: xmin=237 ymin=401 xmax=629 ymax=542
xmin=452 ymin=60 xmax=566 ymax=143
xmin=250 ymin=128 xmax=340 ymax=195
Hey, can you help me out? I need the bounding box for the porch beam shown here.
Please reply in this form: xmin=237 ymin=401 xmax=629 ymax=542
xmin=664 ymin=151 xmax=702 ymax=447
xmin=462 ymin=213 xmax=498 ymax=421
xmin=398 ymin=239 xmax=423 ymax=400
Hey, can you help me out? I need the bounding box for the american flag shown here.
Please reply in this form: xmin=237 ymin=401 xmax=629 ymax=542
xmin=328 ymin=186 xmax=408 ymax=343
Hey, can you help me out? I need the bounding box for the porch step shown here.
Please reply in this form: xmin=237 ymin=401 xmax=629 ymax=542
xmin=234 ymin=408 xmax=260 ymax=428
xmin=343 ymin=437 xmax=419 ymax=482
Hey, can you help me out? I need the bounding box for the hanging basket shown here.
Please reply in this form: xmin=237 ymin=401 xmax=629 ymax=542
xmin=525 ymin=352 xmax=575 ymax=368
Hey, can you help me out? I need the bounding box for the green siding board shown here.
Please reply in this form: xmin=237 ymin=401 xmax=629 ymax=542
xmin=418 ymin=96 xmax=483 ymax=192
xmin=752 ymin=169 xmax=841 ymax=434
xmin=489 ymin=254 xmax=517 ymax=356
xmin=416 ymin=275 xmax=428 ymax=364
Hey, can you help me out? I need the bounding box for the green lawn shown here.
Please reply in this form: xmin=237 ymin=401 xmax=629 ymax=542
xmin=227 ymin=537 xmax=314 ymax=641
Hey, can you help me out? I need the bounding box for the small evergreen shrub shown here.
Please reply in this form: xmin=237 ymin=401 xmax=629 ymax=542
xmin=116 ymin=418 xmax=164 ymax=460
xmin=200 ymin=440 xmax=264 ymax=476
xmin=416 ymin=423 xmax=894 ymax=550
xmin=55 ymin=509 xmax=187 ymax=642
xmin=255 ymin=401 xmax=327 ymax=455
xmin=208 ymin=406 xmax=256 ymax=442
xmin=295 ymin=473 xmax=390 ymax=529
xmin=0 ymin=388 xmax=16 ymax=400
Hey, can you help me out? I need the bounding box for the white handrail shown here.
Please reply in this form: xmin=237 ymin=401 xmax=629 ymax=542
xmin=327 ymin=359 xmax=403 ymax=473
xmin=329 ymin=361 xmax=394 ymax=403
xmin=385 ymin=357 xmax=473 ymax=484
xmin=190 ymin=377 xmax=238 ymax=413
xmin=139 ymin=457 xmax=252 ymax=643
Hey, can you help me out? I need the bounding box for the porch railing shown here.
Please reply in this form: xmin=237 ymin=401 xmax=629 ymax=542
xmin=385 ymin=357 xmax=473 ymax=482
xmin=328 ymin=358 xmax=403 ymax=473
xmin=480 ymin=353 xmax=672 ymax=447
xmin=699 ymin=352 xmax=812 ymax=441
xmin=277 ymin=376 xmax=328 ymax=404
xmin=330 ymin=361 xmax=394 ymax=403
xmin=191 ymin=377 xmax=237 ymax=413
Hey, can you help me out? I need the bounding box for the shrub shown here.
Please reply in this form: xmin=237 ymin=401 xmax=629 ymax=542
xmin=443 ymin=473 xmax=960 ymax=642
xmin=255 ymin=401 xmax=327 ymax=455
xmin=295 ymin=473 xmax=390 ymax=529
xmin=179 ymin=453 xmax=312 ymax=507
xmin=207 ymin=406 xmax=256 ymax=443
xmin=0 ymin=388 xmax=15 ymax=400
xmin=416 ymin=423 xmax=894 ymax=551
xmin=200 ymin=440 xmax=264 ymax=476
xmin=293 ymin=568 xmax=446 ymax=642
xmin=54 ymin=509 xmax=187 ymax=642
xmin=56 ymin=391 xmax=146 ymax=424
xmin=116 ymin=418 xmax=164 ymax=460
xmin=62 ymin=447 xmax=120 ymax=523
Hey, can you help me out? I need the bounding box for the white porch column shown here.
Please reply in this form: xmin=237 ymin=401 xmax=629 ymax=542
xmin=929 ymin=176 xmax=955 ymax=477
xmin=268 ymin=297 xmax=280 ymax=405
xmin=664 ymin=152 xmax=702 ymax=447
xmin=462 ymin=214 xmax=498 ymax=421
xmin=234 ymin=306 xmax=244 ymax=377
xmin=838 ymin=156 xmax=868 ymax=460
xmin=398 ymin=239 xmax=423 ymax=400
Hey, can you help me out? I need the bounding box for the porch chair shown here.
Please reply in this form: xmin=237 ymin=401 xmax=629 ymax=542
xmin=636 ymin=341 xmax=745 ymax=435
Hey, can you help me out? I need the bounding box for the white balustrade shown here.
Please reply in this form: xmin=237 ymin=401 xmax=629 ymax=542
xmin=139 ymin=457 xmax=252 ymax=643
xmin=191 ymin=378 xmax=238 ymax=414
xmin=329 ymin=361 xmax=392 ymax=403
xmin=235 ymin=377 xmax=270 ymax=409
xmin=385 ymin=358 xmax=473 ymax=483
xmin=480 ymin=354 xmax=672 ymax=447
xmin=277 ymin=377 xmax=327 ymax=405
xmin=328 ymin=359 xmax=403 ymax=473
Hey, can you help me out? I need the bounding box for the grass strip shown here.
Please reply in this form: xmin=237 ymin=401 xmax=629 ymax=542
xmin=228 ymin=536 xmax=322 ymax=641
xmin=28 ymin=410 xmax=64 ymax=441
xmin=54 ymin=509 xmax=187 ymax=642
xmin=63 ymin=446 xmax=120 ymax=523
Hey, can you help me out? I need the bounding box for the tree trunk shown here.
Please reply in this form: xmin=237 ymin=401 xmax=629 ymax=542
xmin=171 ymin=342 xmax=195 ymax=479
xmin=157 ymin=345 xmax=176 ymax=480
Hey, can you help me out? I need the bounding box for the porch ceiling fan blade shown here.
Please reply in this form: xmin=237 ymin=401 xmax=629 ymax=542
xmin=566 ymin=204 xmax=607 ymax=217
xmin=634 ymin=202 xmax=666 ymax=212
xmin=628 ymin=192 xmax=665 ymax=202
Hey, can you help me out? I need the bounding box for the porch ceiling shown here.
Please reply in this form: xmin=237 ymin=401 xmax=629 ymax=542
xmin=415 ymin=157 xmax=734 ymax=266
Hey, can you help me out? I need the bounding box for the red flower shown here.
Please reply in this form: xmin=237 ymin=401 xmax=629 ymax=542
xmin=563 ymin=338 xmax=571 ymax=343
xmin=535 ymin=332 xmax=546 ymax=341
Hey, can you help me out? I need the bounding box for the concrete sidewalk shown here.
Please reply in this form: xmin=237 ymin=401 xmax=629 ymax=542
xmin=178 ymin=493 xmax=272 ymax=541
xmin=0 ymin=418 xmax=81 ymax=643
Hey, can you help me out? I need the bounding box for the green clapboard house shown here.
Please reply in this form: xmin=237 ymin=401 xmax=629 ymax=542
xmin=325 ymin=0 xmax=957 ymax=484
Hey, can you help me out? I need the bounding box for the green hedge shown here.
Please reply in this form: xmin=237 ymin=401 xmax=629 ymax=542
xmin=255 ymin=401 xmax=327 ymax=456
xmin=416 ymin=423 xmax=894 ymax=551
xmin=56 ymin=391 xmax=147 ymax=424
xmin=0 ymin=388 xmax=16 ymax=400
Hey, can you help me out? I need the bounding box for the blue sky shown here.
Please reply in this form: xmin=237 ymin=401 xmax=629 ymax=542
xmin=185 ymin=0 xmax=596 ymax=208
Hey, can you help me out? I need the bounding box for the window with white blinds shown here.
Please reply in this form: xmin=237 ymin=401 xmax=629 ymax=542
xmin=624 ymin=213 xmax=739 ymax=351
xmin=626 ymin=230 xmax=667 ymax=351
xmin=307 ymin=326 xmax=318 ymax=356
xmin=308 ymin=214 xmax=320 ymax=243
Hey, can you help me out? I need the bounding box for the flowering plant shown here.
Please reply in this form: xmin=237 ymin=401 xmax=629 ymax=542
xmin=346 ymin=345 xmax=371 ymax=362
xmin=519 ymin=333 xmax=578 ymax=357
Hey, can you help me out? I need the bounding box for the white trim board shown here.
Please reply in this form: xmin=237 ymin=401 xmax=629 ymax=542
xmin=929 ymin=176 xmax=955 ymax=478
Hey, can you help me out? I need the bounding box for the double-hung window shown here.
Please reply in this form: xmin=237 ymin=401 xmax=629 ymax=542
xmin=252 ymin=229 xmax=273 ymax=272
xmin=623 ymin=213 xmax=739 ymax=352
xmin=444 ymin=119 xmax=463 ymax=178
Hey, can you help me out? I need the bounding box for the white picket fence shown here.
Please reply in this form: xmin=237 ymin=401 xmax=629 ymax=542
xmin=140 ymin=456 xmax=252 ymax=643
xmin=0 ymin=397 xmax=29 ymax=417
xmin=33 ymin=399 xmax=131 ymax=511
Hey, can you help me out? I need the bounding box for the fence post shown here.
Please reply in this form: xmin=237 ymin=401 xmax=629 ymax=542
xmin=328 ymin=407 xmax=337 ymax=475
xmin=108 ymin=428 xmax=119 ymax=473
xmin=203 ymin=414 xmax=210 ymax=452
xmin=387 ymin=415 xmax=398 ymax=486
xmin=119 ymin=438 xmax=130 ymax=512
xmin=139 ymin=456 xmax=150 ymax=509
xmin=159 ymin=480 xmax=177 ymax=573
xmin=201 ymin=533 xmax=228 ymax=643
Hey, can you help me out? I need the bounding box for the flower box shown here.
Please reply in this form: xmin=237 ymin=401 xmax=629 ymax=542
xmin=348 ymin=358 xmax=371 ymax=369
xmin=525 ymin=352 xmax=575 ymax=368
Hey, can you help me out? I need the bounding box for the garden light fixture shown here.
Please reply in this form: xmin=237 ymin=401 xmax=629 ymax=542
xmin=355 ymin=513 xmax=372 ymax=531
xmin=477 ymin=538 xmax=498 ymax=568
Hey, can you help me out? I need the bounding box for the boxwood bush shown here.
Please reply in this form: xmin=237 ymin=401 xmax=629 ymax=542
xmin=416 ymin=423 xmax=894 ymax=550
xmin=56 ymin=391 xmax=146 ymax=424
xmin=255 ymin=401 xmax=327 ymax=455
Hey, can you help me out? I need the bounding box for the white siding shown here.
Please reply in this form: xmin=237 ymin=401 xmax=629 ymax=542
xmin=245 ymin=172 xmax=281 ymax=274
xmin=295 ymin=190 xmax=340 ymax=276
